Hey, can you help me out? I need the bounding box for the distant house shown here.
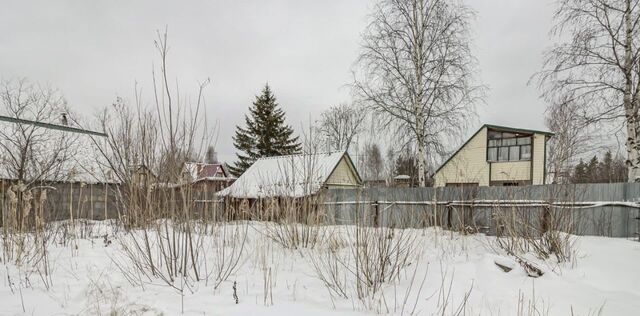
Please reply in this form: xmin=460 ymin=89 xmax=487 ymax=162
xmin=218 ymin=151 xmax=362 ymax=199
xmin=131 ymin=165 xmax=156 ymax=186
xmin=393 ymin=175 xmax=412 ymax=188
xmin=182 ymin=162 xmax=235 ymax=192
xmin=432 ymin=124 xmax=553 ymax=187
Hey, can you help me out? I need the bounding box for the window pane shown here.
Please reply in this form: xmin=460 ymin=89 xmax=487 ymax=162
xmin=502 ymin=132 xmax=516 ymax=138
xmin=498 ymin=147 xmax=509 ymax=161
xmin=521 ymin=145 xmax=532 ymax=160
xmin=487 ymin=147 xmax=497 ymax=161
xmin=488 ymin=139 xmax=500 ymax=147
xmin=509 ymin=146 xmax=520 ymax=161
xmin=502 ymin=138 xmax=517 ymax=146
xmin=517 ymin=137 xmax=531 ymax=145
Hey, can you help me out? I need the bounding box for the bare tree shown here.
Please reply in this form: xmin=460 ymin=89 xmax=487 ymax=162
xmin=315 ymin=103 xmax=366 ymax=152
xmin=95 ymin=95 xmax=159 ymax=185
xmin=352 ymin=0 xmax=482 ymax=187
xmin=395 ymin=148 xmax=419 ymax=186
xmin=537 ymin=0 xmax=640 ymax=182
xmin=544 ymin=96 xmax=592 ymax=183
xmin=364 ymin=143 xmax=384 ymax=183
xmin=0 ymin=79 xmax=77 ymax=185
xmin=92 ymin=29 xmax=216 ymax=222
xmin=384 ymin=147 xmax=396 ymax=184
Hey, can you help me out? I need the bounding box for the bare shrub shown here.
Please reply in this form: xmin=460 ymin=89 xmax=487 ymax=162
xmin=258 ymin=195 xmax=328 ymax=249
xmin=1 ymin=184 xmax=57 ymax=292
xmin=492 ymin=187 xmax=578 ymax=267
xmin=306 ymin=223 xmax=419 ymax=304
xmin=115 ymin=218 xmax=247 ymax=289
xmin=305 ymin=231 xmax=349 ymax=300
xmin=84 ymin=30 xmax=250 ymax=314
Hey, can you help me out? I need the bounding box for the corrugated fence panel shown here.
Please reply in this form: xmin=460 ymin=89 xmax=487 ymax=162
xmin=323 ymin=183 xmax=640 ymax=238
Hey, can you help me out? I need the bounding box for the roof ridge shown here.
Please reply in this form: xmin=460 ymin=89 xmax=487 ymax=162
xmin=257 ymin=150 xmax=344 ymax=161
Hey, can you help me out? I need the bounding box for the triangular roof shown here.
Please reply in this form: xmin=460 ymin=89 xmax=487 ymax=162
xmin=218 ymin=151 xmax=361 ymax=198
xmin=183 ymin=162 xmax=230 ymax=180
xmin=432 ymin=124 xmax=554 ymax=176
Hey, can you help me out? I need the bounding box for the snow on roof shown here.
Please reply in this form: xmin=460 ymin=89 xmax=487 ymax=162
xmin=218 ymin=151 xmax=347 ymax=198
xmin=0 ymin=120 xmax=114 ymax=184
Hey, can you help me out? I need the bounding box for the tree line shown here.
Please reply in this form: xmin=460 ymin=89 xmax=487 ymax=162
xmin=571 ymin=151 xmax=628 ymax=184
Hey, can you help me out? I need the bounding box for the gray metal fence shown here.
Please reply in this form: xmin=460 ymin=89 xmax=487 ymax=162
xmin=2 ymin=181 xmax=638 ymax=238
xmin=321 ymin=183 xmax=640 ymax=238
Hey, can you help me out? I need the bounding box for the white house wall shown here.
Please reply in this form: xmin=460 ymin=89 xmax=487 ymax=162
xmin=531 ymin=133 xmax=547 ymax=185
xmin=326 ymin=157 xmax=360 ymax=187
xmin=433 ymin=127 xmax=491 ymax=186
xmin=434 ymin=127 xmax=548 ymax=187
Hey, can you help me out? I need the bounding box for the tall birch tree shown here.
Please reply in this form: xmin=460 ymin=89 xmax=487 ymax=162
xmin=353 ymin=0 xmax=481 ymax=187
xmin=538 ymin=0 xmax=640 ymax=182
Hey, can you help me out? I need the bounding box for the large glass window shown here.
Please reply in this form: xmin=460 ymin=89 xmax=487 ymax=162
xmin=498 ymin=147 xmax=509 ymax=161
xmin=487 ymin=130 xmax=533 ymax=162
xmin=521 ymin=145 xmax=532 ymax=160
xmin=517 ymin=137 xmax=531 ymax=145
xmin=502 ymin=138 xmax=517 ymax=146
xmin=509 ymin=146 xmax=520 ymax=161
xmin=488 ymin=147 xmax=498 ymax=161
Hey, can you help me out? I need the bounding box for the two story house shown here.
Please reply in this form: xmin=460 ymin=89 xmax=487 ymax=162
xmin=433 ymin=124 xmax=553 ymax=187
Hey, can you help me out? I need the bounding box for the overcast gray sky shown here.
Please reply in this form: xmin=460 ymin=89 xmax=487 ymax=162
xmin=0 ymin=0 xmax=556 ymax=163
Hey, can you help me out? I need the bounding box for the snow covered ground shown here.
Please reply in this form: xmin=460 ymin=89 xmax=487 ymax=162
xmin=1 ymin=221 xmax=639 ymax=315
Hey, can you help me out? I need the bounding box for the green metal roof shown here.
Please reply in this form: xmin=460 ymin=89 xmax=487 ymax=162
xmin=0 ymin=115 xmax=107 ymax=137
xmin=432 ymin=124 xmax=554 ymax=176
xmin=483 ymin=124 xmax=554 ymax=137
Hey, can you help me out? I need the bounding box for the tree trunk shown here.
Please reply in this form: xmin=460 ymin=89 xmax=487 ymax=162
xmin=624 ymin=0 xmax=640 ymax=182
xmin=417 ymin=144 xmax=425 ymax=187
xmin=625 ymin=110 xmax=640 ymax=182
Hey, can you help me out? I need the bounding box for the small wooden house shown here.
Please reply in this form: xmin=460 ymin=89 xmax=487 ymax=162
xmin=217 ymin=151 xmax=362 ymax=220
xmin=219 ymin=151 xmax=362 ymax=199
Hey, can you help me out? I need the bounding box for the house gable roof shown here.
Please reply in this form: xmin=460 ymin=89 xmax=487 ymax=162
xmin=325 ymin=151 xmax=363 ymax=186
xmin=218 ymin=151 xmax=360 ymax=198
xmin=432 ymin=124 xmax=554 ymax=176
xmin=183 ymin=162 xmax=231 ymax=181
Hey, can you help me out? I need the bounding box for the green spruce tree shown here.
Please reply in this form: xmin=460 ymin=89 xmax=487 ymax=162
xmin=229 ymin=84 xmax=301 ymax=176
xmin=572 ymin=159 xmax=586 ymax=183
xmin=600 ymin=151 xmax=613 ymax=183
xmin=585 ymin=155 xmax=600 ymax=183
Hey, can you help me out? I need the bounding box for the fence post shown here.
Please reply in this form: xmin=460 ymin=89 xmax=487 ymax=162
xmin=541 ymin=205 xmax=550 ymax=235
xmin=373 ymin=200 xmax=379 ymax=227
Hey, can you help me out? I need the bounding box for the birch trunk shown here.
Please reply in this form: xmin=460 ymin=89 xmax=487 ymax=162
xmin=624 ymin=0 xmax=640 ymax=182
xmin=417 ymin=141 xmax=426 ymax=187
